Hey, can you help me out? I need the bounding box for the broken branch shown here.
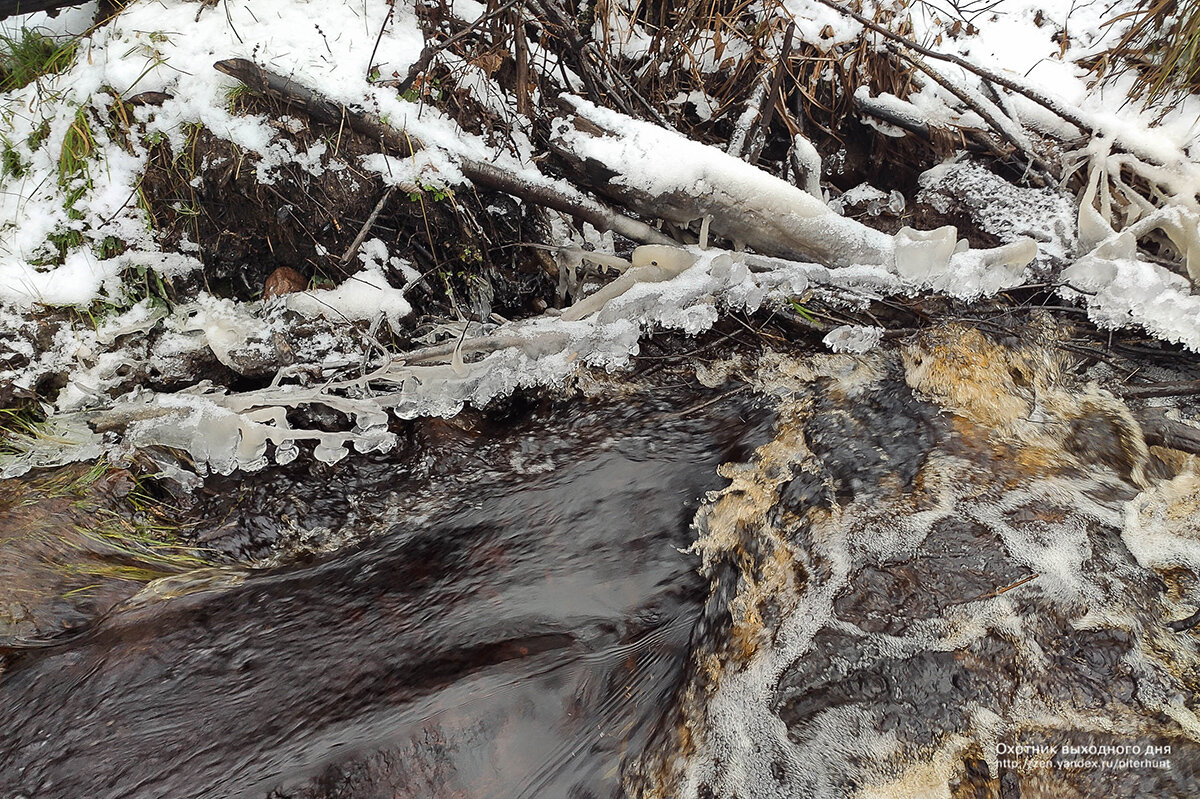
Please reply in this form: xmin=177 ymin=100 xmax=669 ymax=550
xmin=212 ymin=59 xmax=675 ymax=246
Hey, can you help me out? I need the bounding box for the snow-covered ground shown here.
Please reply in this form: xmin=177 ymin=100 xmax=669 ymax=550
xmin=0 ymin=0 xmax=1198 ymax=480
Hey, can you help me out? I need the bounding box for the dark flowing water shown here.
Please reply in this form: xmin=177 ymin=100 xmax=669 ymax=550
xmin=6 ymin=326 xmax=1200 ymax=799
xmin=0 ymin=387 xmax=775 ymax=799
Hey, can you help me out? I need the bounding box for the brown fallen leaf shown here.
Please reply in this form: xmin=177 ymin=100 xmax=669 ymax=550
xmin=262 ymin=266 xmax=308 ymax=299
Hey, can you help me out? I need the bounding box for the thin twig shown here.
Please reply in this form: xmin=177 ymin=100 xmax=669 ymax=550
xmin=340 ymin=186 xmax=395 ymax=268
xmin=808 ymin=0 xmax=1090 ymax=134
xmin=365 ymin=2 xmax=393 ymax=82
xmin=975 ymin=573 xmax=1039 ymax=601
xmin=512 ymin=6 xmax=532 ymax=115
xmin=386 ymin=0 xmax=523 ymax=93
xmin=665 ymin=385 xmax=751 ymax=419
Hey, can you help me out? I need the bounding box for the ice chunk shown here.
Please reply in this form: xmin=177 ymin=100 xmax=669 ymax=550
xmin=893 ymin=226 xmax=962 ymax=283
xmin=824 ymin=325 xmax=885 ymax=354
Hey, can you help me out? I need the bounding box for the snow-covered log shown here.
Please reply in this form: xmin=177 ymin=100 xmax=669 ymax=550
xmin=212 ymin=59 xmax=675 ymax=247
xmin=550 ymin=98 xmax=1037 ymax=295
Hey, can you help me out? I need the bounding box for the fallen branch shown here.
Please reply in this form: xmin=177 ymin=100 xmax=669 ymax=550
xmin=549 ymin=103 xmax=897 ymax=266
xmin=1135 ymin=410 xmax=1200 ymax=455
xmin=891 ymin=45 xmax=1056 ymax=185
xmin=1118 ymin=380 xmax=1200 ymax=399
xmin=0 ymin=0 xmax=86 ymax=20
xmin=550 ymin=98 xmax=1038 ymax=286
xmin=461 ymin=160 xmax=676 ymax=245
xmin=212 ymin=59 xmax=674 ymax=246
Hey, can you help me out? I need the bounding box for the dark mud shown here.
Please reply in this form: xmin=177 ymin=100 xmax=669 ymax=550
xmin=137 ymin=99 xmax=553 ymax=318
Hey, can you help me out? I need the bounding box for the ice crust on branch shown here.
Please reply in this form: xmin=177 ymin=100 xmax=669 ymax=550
xmin=3 ymin=225 xmax=1043 ymax=479
xmin=552 ymin=98 xmax=1036 ymax=296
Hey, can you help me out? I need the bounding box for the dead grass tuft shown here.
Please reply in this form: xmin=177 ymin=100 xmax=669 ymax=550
xmin=1097 ymin=0 xmax=1200 ymax=105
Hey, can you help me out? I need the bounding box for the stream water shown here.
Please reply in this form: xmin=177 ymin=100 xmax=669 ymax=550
xmin=4 ymin=324 xmax=1200 ymax=798
xmin=0 ymin=383 xmax=776 ymax=799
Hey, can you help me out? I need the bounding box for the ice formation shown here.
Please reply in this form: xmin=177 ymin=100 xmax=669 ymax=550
xmin=0 ymin=0 xmax=1197 ymax=482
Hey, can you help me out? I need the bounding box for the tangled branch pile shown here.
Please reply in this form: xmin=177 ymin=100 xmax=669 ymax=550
xmin=0 ymin=0 xmax=1198 ymax=478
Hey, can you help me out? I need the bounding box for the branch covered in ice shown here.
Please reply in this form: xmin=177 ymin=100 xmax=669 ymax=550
xmin=551 ymin=98 xmax=1036 ymax=297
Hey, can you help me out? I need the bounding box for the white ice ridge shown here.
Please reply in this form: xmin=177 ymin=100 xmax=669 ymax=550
xmin=1060 ymin=158 xmax=1200 ymax=350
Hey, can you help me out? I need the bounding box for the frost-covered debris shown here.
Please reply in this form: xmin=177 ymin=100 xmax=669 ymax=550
xmin=1061 ymin=242 xmax=1200 ymax=351
xmin=4 ymin=246 xmax=807 ymax=476
xmin=1 ymin=0 xmax=1200 ymax=478
xmin=284 ymin=239 xmax=414 ymax=328
xmin=1 ymin=230 xmax=1049 ymax=477
xmin=823 ymin=324 xmax=884 ymax=353
xmin=918 ymin=159 xmax=1078 ymax=263
xmin=827 ymin=182 xmax=904 ymax=217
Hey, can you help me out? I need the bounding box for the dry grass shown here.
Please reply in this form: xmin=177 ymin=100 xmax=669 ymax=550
xmin=1100 ymin=0 xmax=1200 ymax=105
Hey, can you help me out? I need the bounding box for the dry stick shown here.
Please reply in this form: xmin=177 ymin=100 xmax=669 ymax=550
xmin=589 ymin=45 xmax=678 ymax=130
xmin=365 ymin=2 xmax=394 ymax=82
xmin=388 ymin=0 xmax=523 ymax=94
xmin=529 ymin=0 xmax=674 ymax=128
xmin=746 ymin=21 xmax=796 ymax=166
xmin=1118 ymin=380 xmax=1200 ymax=399
xmin=212 ymin=59 xmax=675 ymax=246
xmin=525 ymin=0 xmax=625 ymax=113
xmin=808 ymin=0 xmax=1090 ymax=134
xmin=512 ymin=7 xmax=532 ymax=116
xmin=340 ymin=186 xmax=396 ymax=268
xmin=892 ymin=45 xmax=1056 ymax=185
